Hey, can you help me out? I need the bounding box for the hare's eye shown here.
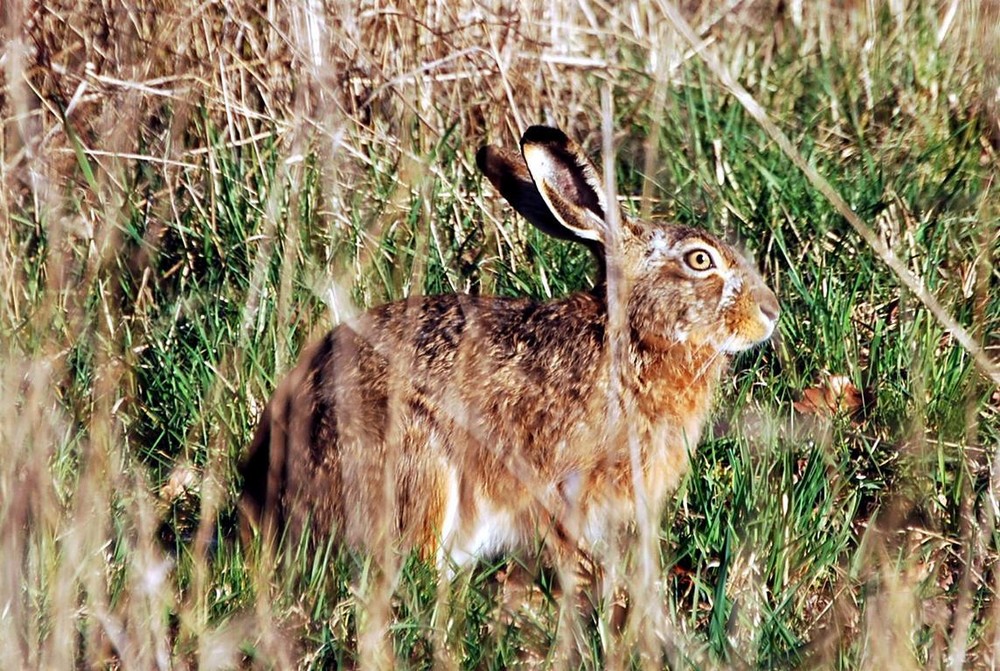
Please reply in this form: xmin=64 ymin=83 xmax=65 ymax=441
xmin=684 ymin=248 xmax=715 ymax=272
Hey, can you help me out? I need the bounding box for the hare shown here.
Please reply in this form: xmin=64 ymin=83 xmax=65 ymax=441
xmin=238 ymin=126 xmax=779 ymax=577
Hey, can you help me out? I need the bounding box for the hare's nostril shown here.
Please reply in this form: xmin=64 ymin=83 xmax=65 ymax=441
xmin=759 ymin=295 xmax=780 ymax=323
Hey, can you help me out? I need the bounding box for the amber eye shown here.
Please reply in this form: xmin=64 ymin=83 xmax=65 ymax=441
xmin=684 ymin=248 xmax=716 ymax=271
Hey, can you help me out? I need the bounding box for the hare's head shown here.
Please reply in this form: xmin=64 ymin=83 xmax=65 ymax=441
xmin=478 ymin=126 xmax=778 ymax=354
xmin=624 ymin=225 xmax=779 ymax=353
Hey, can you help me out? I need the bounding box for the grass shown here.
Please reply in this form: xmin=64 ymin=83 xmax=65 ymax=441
xmin=1 ymin=0 xmax=998 ymax=668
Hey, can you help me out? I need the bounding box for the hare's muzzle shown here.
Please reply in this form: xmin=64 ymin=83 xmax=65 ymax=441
xmin=757 ymin=286 xmax=779 ymax=321
xmin=752 ymin=285 xmax=780 ymax=341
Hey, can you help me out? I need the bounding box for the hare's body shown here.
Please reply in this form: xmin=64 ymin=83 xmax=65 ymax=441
xmin=239 ymin=126 xmax=778 ymax=574
xmin=243 ymin=291 xmax=725 ymax=567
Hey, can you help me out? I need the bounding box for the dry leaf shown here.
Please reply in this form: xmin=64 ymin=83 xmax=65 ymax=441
xmin=794 ymin=374 xmax=871 ymax=420
xmin=160 ymin=464 xmax=199 ymax=503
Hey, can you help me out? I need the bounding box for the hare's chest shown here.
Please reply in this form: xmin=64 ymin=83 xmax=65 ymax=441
xmin=634 ymin=417 xmax=705 ymax=509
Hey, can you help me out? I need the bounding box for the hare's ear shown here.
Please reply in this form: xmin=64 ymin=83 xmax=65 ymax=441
xmin=476 ymin=145 xmax=580 ymax=243
xmin=519 ymin=125 xmax=610 ymax=246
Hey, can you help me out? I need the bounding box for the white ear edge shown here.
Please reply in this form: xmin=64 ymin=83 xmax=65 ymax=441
xmin=579 ymin=211 xmax=606 ymax=241
xmin=566 ymin=153 xmax=610 ymax=218
xmin=522 ymin=144 xmax=606 ymax=243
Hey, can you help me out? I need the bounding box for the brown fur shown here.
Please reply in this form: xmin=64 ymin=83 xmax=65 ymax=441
xmin=238 ymin=126 xmax=779 ymax=576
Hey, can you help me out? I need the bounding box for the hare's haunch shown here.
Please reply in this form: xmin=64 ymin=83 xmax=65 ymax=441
xmin=238 ymin=126 xmax=779 ymax=573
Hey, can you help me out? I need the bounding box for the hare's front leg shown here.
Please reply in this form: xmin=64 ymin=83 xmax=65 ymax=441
xmin=434 ymin=479 xmax=536 ymax=579
xmin=431 ymin=466 xmax=468 ymax=579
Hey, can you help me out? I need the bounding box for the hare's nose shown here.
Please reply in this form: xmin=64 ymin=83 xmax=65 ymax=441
xmin=757 ymin=290 xmax=780 ymax=323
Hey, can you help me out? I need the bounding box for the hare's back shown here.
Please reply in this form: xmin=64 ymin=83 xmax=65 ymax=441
xmin=241 ymin=291 xmax=610 ymax=546
xmin=309 ymin=291 xmax=607 ymax=439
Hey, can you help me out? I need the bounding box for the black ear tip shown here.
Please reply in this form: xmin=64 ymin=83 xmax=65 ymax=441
xmin=521 ymin=125 xmax=569 ymax=149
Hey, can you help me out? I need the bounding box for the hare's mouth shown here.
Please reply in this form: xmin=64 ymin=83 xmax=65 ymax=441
xmin=718 ymin=310 xmax=778 ymax=353
xmin=754 ymin=315 xmax=777 ymax=344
